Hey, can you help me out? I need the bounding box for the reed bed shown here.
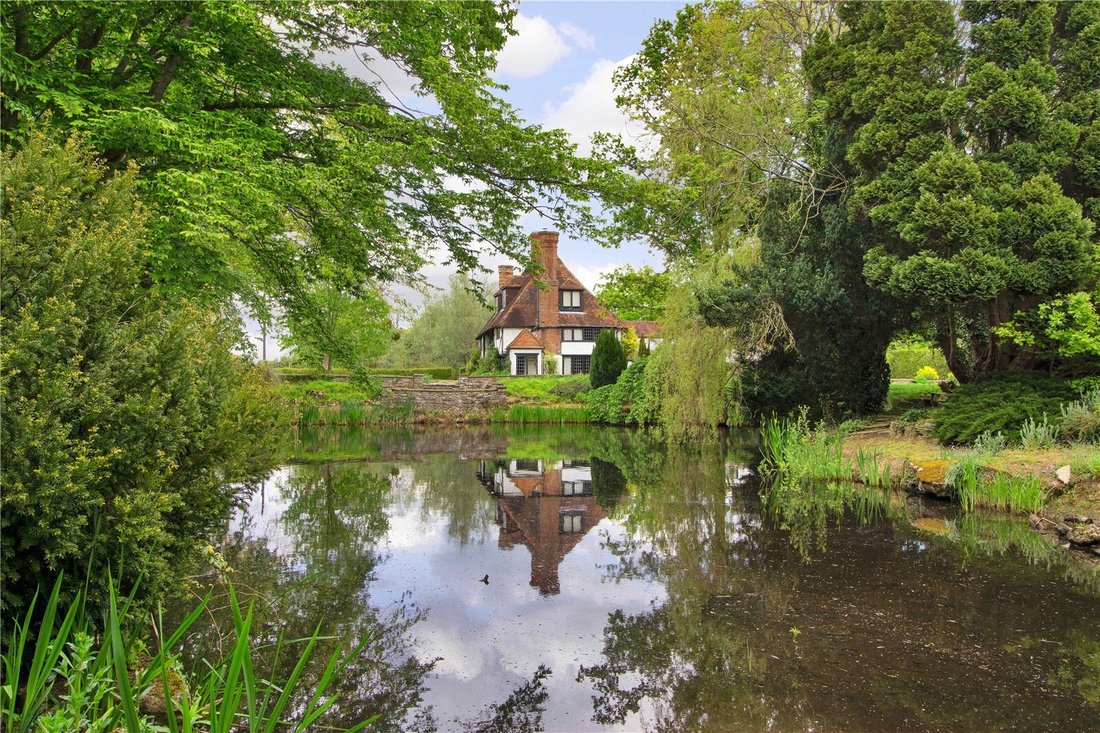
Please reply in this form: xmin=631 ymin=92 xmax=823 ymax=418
xmin=489 ymin=404 xmax=590 ymax=424
xmin=2 ymin=575 xmax=372 ymax=733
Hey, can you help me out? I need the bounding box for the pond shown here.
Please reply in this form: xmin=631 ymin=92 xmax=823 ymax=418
xmin=188 ymin=424 xmax=1100 ymax=732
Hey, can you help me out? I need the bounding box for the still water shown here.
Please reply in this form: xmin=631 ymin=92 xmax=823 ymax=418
xmin=195 ymin=425 xmax=1100 ymax=732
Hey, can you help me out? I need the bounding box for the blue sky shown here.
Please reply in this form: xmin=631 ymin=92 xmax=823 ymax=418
xmin=488 ymin=1 xmax=683 ymax=291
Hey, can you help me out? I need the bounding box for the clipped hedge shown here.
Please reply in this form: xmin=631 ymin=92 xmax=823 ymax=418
xmin=276 ymin=366 xmax=455 ymax=383
xmin=886 ymin=345 xmax=950 ymax=380
xmin=934 ymin=371 xmax=1077 ymax=445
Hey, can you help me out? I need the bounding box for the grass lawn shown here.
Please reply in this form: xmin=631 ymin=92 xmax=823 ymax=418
xmin=276 ymin=378 xmax=377 ymax=402
xmin=501 ymin=375 xmax=590 ymax=404
xmin=886 ymin=380 xmax=942 ymax=411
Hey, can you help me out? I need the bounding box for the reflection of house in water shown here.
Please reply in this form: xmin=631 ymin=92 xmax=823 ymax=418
xmin=477 ymin=458 xmax=610 ymax=595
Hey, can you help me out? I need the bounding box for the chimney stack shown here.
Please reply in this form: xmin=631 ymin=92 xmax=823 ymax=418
xmin=498 ymin=265 xmax=514 ymax=288
xmin=530 ymin=231 xmax=559 ymax=279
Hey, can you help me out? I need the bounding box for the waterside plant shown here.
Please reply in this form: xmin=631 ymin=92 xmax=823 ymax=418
xmin=2 ymin=576 xmax=372 ymax=733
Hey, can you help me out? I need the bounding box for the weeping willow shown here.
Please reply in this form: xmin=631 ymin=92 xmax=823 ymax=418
xmin=638 ymin=245 xmax=791 ymax=441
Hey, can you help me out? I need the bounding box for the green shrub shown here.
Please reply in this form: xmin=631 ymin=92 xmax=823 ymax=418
xmin=548 ymin=375 xmax=592 ymax=400
xmin=914 ymin=365 xmax=940 ymax=383
xmin=1059 ymin=388 xmax=1100 ymax=444
xmin=1019 ymin=415 xmax=1059 ymax=449
xmin=972 ymin=430 xmax=1007 ymax=457
xmin=886 ymin=344 xmax=950 ymax=379
xmin=934 ymin=371 xmax=1077 ymax=444
xmin=543 ymin=353 xmax=558 ymax=376
xmin=0 ymin=134 xmax=283 ymax=615
xmin=587 ymin=357 xmax=650 ymax=425
xmin=590 ymin=330 xmax=627 ymax=388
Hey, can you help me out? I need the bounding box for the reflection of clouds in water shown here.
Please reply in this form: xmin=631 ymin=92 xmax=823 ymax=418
xmin=366 ymin=469 xmax=665 ymax=730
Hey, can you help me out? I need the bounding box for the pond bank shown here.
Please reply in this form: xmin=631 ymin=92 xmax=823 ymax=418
xmin=841 ymin=422 xmax=1100 ymax=556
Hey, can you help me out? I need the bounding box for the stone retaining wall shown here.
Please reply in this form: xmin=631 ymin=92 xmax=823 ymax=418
xmin=377 ymin=375 xmax=506 ymax=418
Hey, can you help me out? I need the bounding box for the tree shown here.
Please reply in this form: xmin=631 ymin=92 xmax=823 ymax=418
xmin=621 ymin=327 xmax=640 ymax=361
xmin=591 ymin=330 xmax=628 ymax=389
xmin=595 ymin=265 xmax=672 ymax=321
xmin=0 ymin=132 xmax=282 ymax=613
xmin=806 ymin=0 xmax=1100 ymax=380
xmin=384 ymin=273 xmax=493 ymax=369
xmin=0 ymin=1 xmax=610 ymax=361
xmin=280 ymin=285 xmax=391 ymax=373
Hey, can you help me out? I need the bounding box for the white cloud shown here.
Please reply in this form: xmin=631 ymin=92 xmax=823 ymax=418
xmin=496 ymin=15 xmax=571 ymax=78
xmin=565 ymin=261 xmax=620 ymax=292
xmin=541 ymin=56 xmax=641 ymax=155
xmin=558 ymin=21 xmax=595 ymax=50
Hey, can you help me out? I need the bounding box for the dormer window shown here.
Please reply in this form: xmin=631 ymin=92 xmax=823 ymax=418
xmin=497 ymin=289 xmax=507 ymax=311
xmin=560 ymin=290 xmax=581 ymax=311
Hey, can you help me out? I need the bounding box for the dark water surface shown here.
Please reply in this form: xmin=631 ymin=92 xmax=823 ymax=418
xmin=193 ymin=425 xmax=1100 ymax=732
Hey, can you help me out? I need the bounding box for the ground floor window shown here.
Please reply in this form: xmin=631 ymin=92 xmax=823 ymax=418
xmin=515 ymin=353 xmax=538 ymax=375
xmin=563 ymin=355 xmax=590 ymax=374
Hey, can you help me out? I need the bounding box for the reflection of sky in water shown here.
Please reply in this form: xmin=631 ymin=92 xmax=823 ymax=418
xmin=234 ymin=461 xmax=668 ymax=731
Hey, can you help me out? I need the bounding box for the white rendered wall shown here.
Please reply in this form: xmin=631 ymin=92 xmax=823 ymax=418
xmin=509 ymin=348 xmax=542 ymax=375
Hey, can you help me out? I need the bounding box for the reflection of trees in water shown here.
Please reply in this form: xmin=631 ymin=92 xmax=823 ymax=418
xmin=188 ymin=462 xmax=439 ymax=732
xmin=581 ymin=442 xmax=1100 ymax=732
xmin=459 ymin=664 xmax=552 ymax=733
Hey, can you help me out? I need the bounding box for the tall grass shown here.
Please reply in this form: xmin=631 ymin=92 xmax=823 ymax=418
xmin=759 ymin=410 xmax=856 ymax=483
xmin=947 ymin=453 xmax=1044 ymax=513
xmin=1019 ymin=414 xmax=1059 ymax=449
xmin=1 ymin=575 xmax=373 ymax=732
xmin=854 ymin=446 xmax=892 ymax=488
xmin=293 ymin=398 xmax=412 ymax=426
xmin=490 ymin=404 xmax=590 ymax=424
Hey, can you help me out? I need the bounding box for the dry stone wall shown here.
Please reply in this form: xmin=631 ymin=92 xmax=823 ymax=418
xmin=377 ymin=376 xmax=507 ymax=419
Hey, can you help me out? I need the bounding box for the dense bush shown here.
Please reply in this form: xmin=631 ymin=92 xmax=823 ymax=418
xmin=590 ymin=330 xmax=627 ymax=388
xmin=548 ymin=375 xmax=592 ymax=400
xmin=1060 ymin=388 xmax=1100 ymax=444
xmin=914 ymin=365 xmax=940 ymax=383
xmin=934 ymin=371 xmax=1077 ymax=445
xmin=0 ymin=134 xmax=283 ymax=614
xmin=587 ymin=357 xmax=650 ymax=425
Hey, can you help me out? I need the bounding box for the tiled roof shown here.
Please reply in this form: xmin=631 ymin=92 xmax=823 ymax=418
xmin=626 ymin=320 xmax=660 ymax=338
xmin=508 ymin=329 xmax=542 ymax=349
xmin=476 ymin=256 xmax=626 ymax=337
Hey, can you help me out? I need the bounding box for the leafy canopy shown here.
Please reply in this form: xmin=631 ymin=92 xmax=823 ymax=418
xmin=595 ymin=265 xmax=671 ymax=322
xmin=1 ymin=1 xmax=609 ymax=360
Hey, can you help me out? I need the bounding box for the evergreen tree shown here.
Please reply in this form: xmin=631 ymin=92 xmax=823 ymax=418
xmin=591 ymin=331 xmax=627 ymax=388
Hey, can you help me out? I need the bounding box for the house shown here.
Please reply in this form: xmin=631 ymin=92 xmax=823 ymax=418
xmin=475 ymin=231 xmax=657 ymax=375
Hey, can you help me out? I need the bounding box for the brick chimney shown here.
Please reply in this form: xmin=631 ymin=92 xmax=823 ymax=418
xmin=498 ymin=265 xmax=514 ymax=288
xmin=530 ymin=231 xmax=559 ymax=279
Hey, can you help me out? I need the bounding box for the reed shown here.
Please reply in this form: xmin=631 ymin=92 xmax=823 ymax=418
xmin=854 ymin=446 xmax=892 ymax=488
xmin=490 ymin=404 xmax=590 ymax=424
xmin=1 ymin=575 xmax=373 ymax=733
xmin=759 ymin=410 xmax=852 ymax=482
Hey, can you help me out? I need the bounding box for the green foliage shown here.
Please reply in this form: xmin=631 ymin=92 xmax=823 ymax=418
xmin=503 ymin=375 xmax=589 ymax=404
xmin=887 ymin=343 xmax=951 ymax=380
xmin=808 ymin=0 xmax=1100 ymax=379
xmin=1 ymin=1 xmax=609 ymax=355
xmin=934 ymin=371 xmax=1077 ymax=444
xmin=542 ymin=353 xmax=558 ymax=376
xmin=384 ymin=274 xmax=493 ymax=370
xmin=1059 ymin=388 xmax=1100 ymax=444
xmin=489 ymin=405 xmax=590 ymax=424
xmin=590 ymin=330 xmax=627 ymax=389
xmin=594 ymin=265 xmax=671 ymax=321
xmin=1 ymin=575 xmax=372 ymax=732
xmin=972 ymin=431 xmax=1008 ymax=457
xmin=279 ymin=286 xmax=391 ymax=375
xmin=914 ymin=366 xmax=941 ymax=383
xmin=758 ymin=410 xmax=853 ymax=484
xmin=995 ymin=292 xmax=1100 ymax=360
xmin=952 ymin=465 xmax=1045 ymax=514
xmin=586 ymin=357 xmax=650 ymax=426
xmin=1019 ymin=415 xmax=1060 ymax=450
xmin=620 ymin=327 xmax=640 ymax=361
xmin=467 ymin=345 xmax=505 ymax=375
xmin=0 ymin=134 xmax=282 ymax=615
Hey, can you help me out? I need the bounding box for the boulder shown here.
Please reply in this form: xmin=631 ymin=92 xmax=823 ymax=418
xmin=1066 ymin=524 xmax=1100 ymax=547
xmin=1063 ymin=513 xmax=1093 ymax=525
xmin=1055 ymin=465 xmax=1072 ymax=485
xmin=904 ymin=460 xmax=954 ymax=499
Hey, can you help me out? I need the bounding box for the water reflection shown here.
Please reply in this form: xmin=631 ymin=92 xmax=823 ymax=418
xmin=183 ymin=425 xmax=1099 ymax=732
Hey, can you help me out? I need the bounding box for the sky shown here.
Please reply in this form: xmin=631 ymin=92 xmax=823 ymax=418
xmin=253 ymin=0 xmax=684 ymax=356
